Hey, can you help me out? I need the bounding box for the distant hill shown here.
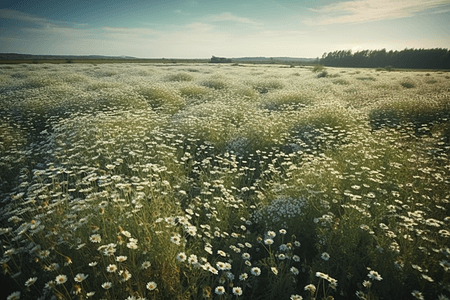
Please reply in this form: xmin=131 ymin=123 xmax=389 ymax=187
xmin=0 ymin=53 xmax=138 ymax=60
xmin=0 ymin=53 xmax=318 ymax=65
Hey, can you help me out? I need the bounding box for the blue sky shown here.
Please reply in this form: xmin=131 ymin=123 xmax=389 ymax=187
xmin=1 ymin=0 xmax=449 ymax=58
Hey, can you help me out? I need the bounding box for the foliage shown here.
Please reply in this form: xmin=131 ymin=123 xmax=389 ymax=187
xmin=320 ymin=48 xmax=450 ymax=69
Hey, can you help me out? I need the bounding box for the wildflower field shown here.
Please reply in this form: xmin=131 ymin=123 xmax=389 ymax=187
xmin=1 ymin=62 xmax=449 ymax=300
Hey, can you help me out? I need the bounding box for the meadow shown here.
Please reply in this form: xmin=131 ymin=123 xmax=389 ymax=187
xmin=0 ymin=62 xmax=449 ymax=300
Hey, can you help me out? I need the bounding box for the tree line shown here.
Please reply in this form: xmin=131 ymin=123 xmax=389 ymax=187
xmin=210 ymin=56 xmax=232 ymax=63
xmin=319 ymin=48 xmax=450 ymax=69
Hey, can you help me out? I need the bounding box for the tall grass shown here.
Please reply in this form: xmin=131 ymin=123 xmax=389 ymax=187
xmin=1 ymin=63 xmax=449 ymax=300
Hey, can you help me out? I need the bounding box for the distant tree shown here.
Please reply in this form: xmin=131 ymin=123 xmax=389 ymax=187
xmin=319 ymin=48 xmax=450 ymax=69
xmin=210 ymin=56 xmax=232 ymax=63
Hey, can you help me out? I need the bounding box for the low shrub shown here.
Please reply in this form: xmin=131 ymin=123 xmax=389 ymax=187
xmin=166 ymin=72 xmax=194 ymax=82
xmin=400 ymin=81 xmax=415 ymax=88
xmin=316 ymin=70 xmax=328 ymax=78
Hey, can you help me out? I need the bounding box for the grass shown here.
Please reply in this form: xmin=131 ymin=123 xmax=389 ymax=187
xmin=0 ymin=63 xmax=449 ymax=300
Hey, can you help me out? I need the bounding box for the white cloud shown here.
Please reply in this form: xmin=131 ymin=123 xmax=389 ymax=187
xmin=306 ymin=0 xmax=450 ymax=25
xmin=207 ymin=12 xmax=263 ymax=26
xmin=0 ymin=9 xmax=86 ymax=28
xmin=0 ymin=9 xmax=51 ymax=24
xmin=186 ymin=22 xmax=213 ymax=32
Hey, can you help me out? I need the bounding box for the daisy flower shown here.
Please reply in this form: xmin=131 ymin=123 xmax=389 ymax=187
xmin=290 ymin=295 xmax=303 ymax=300
xmin=102 ymin=282 xmax=112 ymax=290
xmin=170 ymin=235 xmax=181 ymax=245
xmin=146 ymin=281 xmax=157 ymax=291
xmin=116 ymin=256 xmax=127 ymax=262
xmin=176 ymin=252 xmax=187 ymax=262
xmin=232 ymin=287 xmax=243 ymax=296
xmin=106 ymin=264 xmax=118 ymax=273
xmin=55 ymin=274 xmax=67 ymax=285
xmin=362 ymin=280 xmax=372 ymax=288
xmin=239 ymin=273 xmax=248 ymax=281
xmin=188 ymin=254 xmax=198 ymax=265
xmin=89 ymin=234 xmax=101 ymax=243
xmin=367 ymin=270 xmax=382 ymax=281
xmin=251 ymin=267 xmax=261 ymax=276
xmin=267 ymin=231 xmax=276 ymax=238
xmin=7 ymin=292 xmax=20 ymax=300
xmin=215 ymin=286 xmax=225 ymax=295
xmin=74 ymin=273 xmax=88 ymax=282
xmin=242 ymin=252 xmax=251 ymax=260
xmin=119 ymin=270 xmax=132 ymax=282
xmin=25 ymin=277 xmax=37 ymax=287
xmin=141 ymin=261 xmax=151 ymax=269
xmin=88 ymin=261 xmax=98 ymax=267
xmin=304 ymin=284 xmax=316 ymax=293
xmin=264 ymin=238 xmax=274 ymax=245
xmin=321 ymin=252 xmax=330 ymax=261
xmin=411 ymin=290 xmax=424 ymax=300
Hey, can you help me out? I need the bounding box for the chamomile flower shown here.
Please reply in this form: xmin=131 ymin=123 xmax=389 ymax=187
xmin=146 ymin=281 xmax=157 ymax=291
xmin=7 ymin=291 xmax=20 ymax=300
xmin=321 ymin=252 xmax=330 ymax=261
xmin=264 ymin=238 xmax=274 ymax=245
xmin=232 ymin=286 xmax=243 ymax=296
xmin=170 ymin=234 xmax=181 ymax=245
xmin=304 ymin=284 xmax=316 ymax=293
xmin=362 ymin=280 xmax=371 ymax=288
xmin=188 ymin=254 xmax=198 ymax=265
xmin=176 ymin=252 xmax=187 ymax=262
xmin=141 ymin=261 xmax=151 ymax=269
xmin=368 ymin=270 xmax=382 ymax=281
xmin=106 ymin=264 xmax=118 ymax=273
xmin=251 ymin=267 xmax=261 ymax=276
xmin=74 ymin=273 xmax=88 ymax=282
xmin=89 ymin=234 xmax=101 ymax=243
xmin=242 ymin=252 xmax=251 ymax=260
xmin=116 ymin=256 xmax=127 ymax=262
xmin=119 ymin=269 xmax=132 ymax=282
xmin=411 ymin=290 xmax=424 ymax=300
xmin=25 ymin=277 xmax=37 ymax=287
xmin=55 ymin=274 xmax=67 ymax=285
xmin=267 ymin=231 xmax=276 ymax=238
xmin=102 ymin=282 xmax=112 ymax=290
xmin=215 ymin=286 xmax=225 ymax=295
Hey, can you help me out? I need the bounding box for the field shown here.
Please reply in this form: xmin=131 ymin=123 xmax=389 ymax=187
xmin=0 ymin=62 xmax=449 ymax=300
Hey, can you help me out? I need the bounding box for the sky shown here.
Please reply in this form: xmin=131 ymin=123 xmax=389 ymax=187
xmin=0 ymin=0 xmax=449 ymax=58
